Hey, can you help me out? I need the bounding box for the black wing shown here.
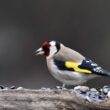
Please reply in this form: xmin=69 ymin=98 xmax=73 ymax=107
xmin=79 ymin=59 xmax=110 ymax=76
xmin=53 ymin=59 xmax=74 ymax=71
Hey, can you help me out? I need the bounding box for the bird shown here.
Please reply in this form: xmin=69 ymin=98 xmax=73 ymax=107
xmin=35 ymin=41 xmax=110 ymax=87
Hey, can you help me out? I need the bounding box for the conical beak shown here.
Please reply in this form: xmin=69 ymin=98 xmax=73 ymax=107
xmin=35 ymin=47 xmax=44 ymax=55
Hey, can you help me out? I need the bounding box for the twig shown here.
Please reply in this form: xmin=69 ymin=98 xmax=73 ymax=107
xmin=0 ymin=88 xmax=109 ymax=110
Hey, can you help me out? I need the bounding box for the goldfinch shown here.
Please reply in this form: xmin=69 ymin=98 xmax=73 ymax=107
xmin=35 ymin=41 xmax=110 ymax=87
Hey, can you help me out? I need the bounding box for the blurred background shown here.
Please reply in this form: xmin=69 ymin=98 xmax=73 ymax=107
xmin=0 ymin=0 xmax=110 ymax=88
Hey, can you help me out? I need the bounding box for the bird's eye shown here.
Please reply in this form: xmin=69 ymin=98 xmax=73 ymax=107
xmin=42 ymin=43 xmax=50 ymax=56
xmin=42 ymin=45 xmax=49 ymax=50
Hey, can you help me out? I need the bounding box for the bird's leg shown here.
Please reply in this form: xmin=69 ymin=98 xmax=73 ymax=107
xmin=62 ymin=83 xmax=66 ymax=89
xmin=56 ymin=84 xmax=66 ymax=89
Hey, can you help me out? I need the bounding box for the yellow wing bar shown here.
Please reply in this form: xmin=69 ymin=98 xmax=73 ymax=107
xmin=65 ymin=61 xmax=92 ymax=73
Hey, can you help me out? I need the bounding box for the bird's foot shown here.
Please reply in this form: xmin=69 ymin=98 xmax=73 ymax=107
xmin=56 ymin=84 xmax=66 ymax=90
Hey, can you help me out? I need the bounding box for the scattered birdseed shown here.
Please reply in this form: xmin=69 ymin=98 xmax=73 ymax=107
xmin=73 ymin=85 xmax=110 ymax=102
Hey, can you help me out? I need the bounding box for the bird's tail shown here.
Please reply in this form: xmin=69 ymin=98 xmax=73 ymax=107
xmin=99 ymin=70 xmax=110 ymax=76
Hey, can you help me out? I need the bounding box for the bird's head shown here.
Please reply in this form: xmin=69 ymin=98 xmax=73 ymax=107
xmin=35 ymin=41 xmax=61 ymax=58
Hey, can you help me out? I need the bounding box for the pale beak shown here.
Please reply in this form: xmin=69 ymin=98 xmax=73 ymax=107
xmin=35 ymin=47 xmax=44 ymax=55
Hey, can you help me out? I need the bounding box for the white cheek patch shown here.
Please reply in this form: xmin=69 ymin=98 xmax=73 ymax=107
xmin=47 ymin=47 xmax=57 ymax=59
xmin=49 ymin=46 xmax=57 ymax=57
xmin=50 ymin=41 xmax=56 ymax=46
xmin=47 ymin=41 xmax=58 ymax=58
